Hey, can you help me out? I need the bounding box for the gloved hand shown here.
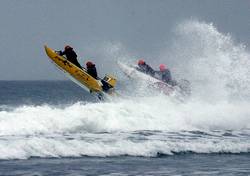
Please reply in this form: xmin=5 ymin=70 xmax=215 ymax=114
xmin=55 ymin=50 xmax=62 ymax=56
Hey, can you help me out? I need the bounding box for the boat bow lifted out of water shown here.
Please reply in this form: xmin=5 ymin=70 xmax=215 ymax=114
xmin=117 ymin=61 xmax=191 ymax=98
xmin=44 ymin=45 xmax=117 ymax=100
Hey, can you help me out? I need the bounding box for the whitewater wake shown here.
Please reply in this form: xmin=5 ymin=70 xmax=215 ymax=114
xmin=0 ymin=96 xmax=250 ymax=159
xmin=0 ymin=19 xmax=250 ymax=159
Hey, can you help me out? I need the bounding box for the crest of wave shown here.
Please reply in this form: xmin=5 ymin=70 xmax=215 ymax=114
xmin=166 ymin=20 xmax=250 ymax=102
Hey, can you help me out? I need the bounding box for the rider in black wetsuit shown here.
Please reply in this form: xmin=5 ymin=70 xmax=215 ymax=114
xmin=59 ymin=45 xmax=82 ymax=69
xmin=137 ymin=59 xmax=155 ymax=76
xmin=86 ymin=61 xmax=111 ymax=92
xmin=155 ymin=64 xmax=174 ymax=85
xmin=86 ymin=61 xmax=98 ymax=79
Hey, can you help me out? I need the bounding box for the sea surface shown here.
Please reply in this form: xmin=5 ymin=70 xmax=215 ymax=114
xmin=0 ymin=80 xmax=249 ymax=176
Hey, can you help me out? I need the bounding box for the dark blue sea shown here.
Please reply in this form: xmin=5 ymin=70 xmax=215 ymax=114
xmin=0 ymin=80 xmax=249 ymax=176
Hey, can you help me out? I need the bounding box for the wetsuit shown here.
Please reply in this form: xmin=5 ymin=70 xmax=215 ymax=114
xmin=137 ymin=63 xmax=155 ymax=76
xmin=87 ymin=65 xmax=98 ymax=79
xmin=87 ymin=64 xmax=111 ymax=92
xmin=60 ymin=49 xmax=82 ymax=69
xmin=156 ymin=69 xmax=172 ymax=84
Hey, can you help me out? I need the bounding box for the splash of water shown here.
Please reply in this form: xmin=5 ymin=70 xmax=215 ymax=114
xmin=167 ymin=20 xmax=250 ymax=102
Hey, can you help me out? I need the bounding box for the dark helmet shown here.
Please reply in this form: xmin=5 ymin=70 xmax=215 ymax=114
xmin=138 ymin=59 xmax=145 ymax=65
xmin=64 ymin=45 xmax=73 ymax=50
xmin=159 ymin=64 xmax=166 ymax=71
xmin=86 ymin=61 xmax=94 ymax=67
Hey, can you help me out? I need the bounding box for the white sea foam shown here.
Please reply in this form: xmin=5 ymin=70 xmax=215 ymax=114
xmin=0 ymin=96 xmax=250 ymax=136
xmin=0 ymin=130 xmax=249 ymax=159
xmin=0 ymin=96 xmax=249 ymax=159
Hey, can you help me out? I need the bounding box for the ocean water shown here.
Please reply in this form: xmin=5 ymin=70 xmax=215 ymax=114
xmin=1 ymin=20 xmax=250 ymax=175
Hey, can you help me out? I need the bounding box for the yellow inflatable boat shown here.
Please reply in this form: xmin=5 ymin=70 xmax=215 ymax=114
xmin=44 ymin=45 xmax=117 ymax=99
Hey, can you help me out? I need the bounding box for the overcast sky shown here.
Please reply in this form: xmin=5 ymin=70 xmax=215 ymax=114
xmin=0 ymin=0 xmax=249 ymax=80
